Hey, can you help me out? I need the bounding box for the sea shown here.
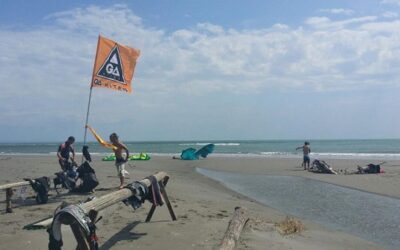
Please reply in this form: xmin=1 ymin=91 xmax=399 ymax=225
xmin=1 ymin=139 xmax=400 ymax=159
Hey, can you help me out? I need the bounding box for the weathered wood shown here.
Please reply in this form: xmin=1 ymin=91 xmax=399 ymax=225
xmin=5 ymin=188 xmax=13 ymax=213
xmin=145 ymin=176 xmax=176 ymax=222
xmin=219 ymin=207 xmax=249 ymax=250
xmin=2 ymin=180 xmax=39 ymax=212
xmin=0 ymin=181 xmax=30 ymax=190
xmin=145 ymin=205 xmax=157 ymax=222
xmin=159 ymin=181 xmax=177 ymax=221
xmin=28 ymin=171 xmax=169 ymax=229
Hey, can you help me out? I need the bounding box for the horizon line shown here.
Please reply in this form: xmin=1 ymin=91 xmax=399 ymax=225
xmin=1 ymin=138 xmax=400 ymax=144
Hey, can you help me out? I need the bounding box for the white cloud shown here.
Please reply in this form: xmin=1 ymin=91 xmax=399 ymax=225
xmin=381 ymin=0 xmax=400 ymax=5
xmin=319 ymin=8 xmax=354 ymax=15
xmin=382 ymin=11 xmax=399 ymax=18
xmin=2 ymin=5 xmax=400 ymax=132
xmin=1 ymin=6 xmax=400 ymax=98
xmin=305 ymin=16 xmax=378 ymax=30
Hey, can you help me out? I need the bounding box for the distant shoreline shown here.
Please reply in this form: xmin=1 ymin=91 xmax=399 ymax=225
xmin=1 ymin=151 xmax=400 ymax=160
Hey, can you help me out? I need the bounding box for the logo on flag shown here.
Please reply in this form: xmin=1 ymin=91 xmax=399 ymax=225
xmin=97 ymin=46 xmax=125 ymax=84
xmin=91 ymin=35 xmax=140 ymax=93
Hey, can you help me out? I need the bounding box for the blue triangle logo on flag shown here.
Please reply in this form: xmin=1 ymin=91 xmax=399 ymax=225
xmin=97 ymin=46 xmax=125 ymax=84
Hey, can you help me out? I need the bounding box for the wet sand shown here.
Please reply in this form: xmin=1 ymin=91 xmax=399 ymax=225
xmin=1 ymin=155 xmax=397 ymax=249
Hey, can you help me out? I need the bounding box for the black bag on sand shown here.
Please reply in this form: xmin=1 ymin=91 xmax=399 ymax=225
xmin=77 ymin=161 xmax=95 ymax=176
xmin=73 ymin=162 xmax=99 ymax=193
xmin=73 ymin=173 xmax=99 ymax=193
xmin=366 ymin=164 xmax=380 ymax=173
xmin=53 ymin=171 xmax=76 ymax=191
xmin=25 ymin=177 xmax=50 ymax=204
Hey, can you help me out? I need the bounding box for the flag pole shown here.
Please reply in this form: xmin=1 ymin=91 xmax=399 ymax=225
xmin=81 ymin=85 xmax=93 ymax=163
xmin=82 ymin=85 xmax=93 ymax=147
xmin=82 ymin=35 xmax=101 ymax=162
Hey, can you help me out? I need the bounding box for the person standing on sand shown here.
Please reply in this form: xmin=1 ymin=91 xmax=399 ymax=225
xmin=57 ymin=136 xmax=75 ymax=171
xmin=109 ymin=133 xmax=129 ymax=189
xmin=296 ymin=141 xmax=311 ymax=170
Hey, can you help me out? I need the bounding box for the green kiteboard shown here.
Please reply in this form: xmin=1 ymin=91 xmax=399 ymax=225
xmin=102 ymin=153 xmax=151 ymax=161
xmin=129 ymin=153 xmax=151 ymax=161
xmin=102 ymin=153 xmax=116 ymax=161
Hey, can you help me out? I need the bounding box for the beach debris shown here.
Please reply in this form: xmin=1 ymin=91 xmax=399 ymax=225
xmin=219 ymin=207 xmax=249 ymax=250
xmin=275 ymin=216 xmax=304 ymax=235
xmin=309 ymin=159 xmax=338 ymax=174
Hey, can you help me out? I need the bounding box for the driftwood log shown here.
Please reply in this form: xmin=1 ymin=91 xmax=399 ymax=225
xmin=0 ymin=181 xmax=31 ymax=190
xmin=0 ymin=181 xmax=31 ymax=213
xmin=219 ymin=207 xmax=249 ymax=250
xmin=25 ymin=171 xmax=170 ymax=229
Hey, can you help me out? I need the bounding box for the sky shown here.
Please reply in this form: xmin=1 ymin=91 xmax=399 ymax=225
xmin=1 ymin=0 xmax=400 ymax=142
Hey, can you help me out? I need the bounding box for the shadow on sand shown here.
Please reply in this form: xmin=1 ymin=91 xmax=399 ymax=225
xmin=100 ymin=221 xmax=146 ymax=249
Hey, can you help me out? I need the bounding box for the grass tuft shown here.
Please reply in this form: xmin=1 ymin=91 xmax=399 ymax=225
xmin=275 ymin=216 xmax=304 ymax=235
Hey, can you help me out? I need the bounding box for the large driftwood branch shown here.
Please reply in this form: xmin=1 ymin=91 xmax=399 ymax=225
xmin=25 ymin=171 xmax=168 ymax=229
xmin=219 ymin=207 xmax=249 ymax=250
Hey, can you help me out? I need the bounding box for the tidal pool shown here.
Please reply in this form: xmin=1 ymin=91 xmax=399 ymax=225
xmin=196 ymin=168 xmax=400 ymax=249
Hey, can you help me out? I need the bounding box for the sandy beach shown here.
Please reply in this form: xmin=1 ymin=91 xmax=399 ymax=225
xmin=1 ymin=155 xmax=398 ymax=249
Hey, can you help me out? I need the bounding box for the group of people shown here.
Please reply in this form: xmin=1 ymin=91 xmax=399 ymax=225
xmin=57 ymin=134 xmax=311 ymax=189
xmin=57 ymin=132 xmax=130 ymax=189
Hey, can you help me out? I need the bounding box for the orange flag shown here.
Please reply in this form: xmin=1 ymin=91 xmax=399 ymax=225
xmin=91 ymin=35 xmax=140 ymax=93
xmin=86 ymin=125 xmax=117 ymax=150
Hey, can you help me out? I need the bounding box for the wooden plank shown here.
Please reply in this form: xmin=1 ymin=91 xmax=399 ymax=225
xmin=2 ymin=180 xmax=39 ymax=213
xmin=0 ymin=181 xmax=30 ymax=190
xmin=5 ymin=188 xmax=13 ymax=213
xmin=219 ymin=207 xmax=249 ymax=250
xmin=145 ymin=205 xmax=157 ymax=222
xmin=27 ymin=171 xmax=169 ymax=229
xmin=159 ymin=181 xmax=177 ymax=221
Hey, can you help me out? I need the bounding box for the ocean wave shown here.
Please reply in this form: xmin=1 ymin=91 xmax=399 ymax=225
xmin=0 ymin=152 xmax=56 ymax=156
xmin=179 ymin=143 xmax=240 ymax=146
xmin=219 ymin=152 xmax=400 ymax=160
xmin=0 ymin=143 xmax=58 ymax=146
xmin=261 ymin=152 xmax=292 ymax=156
xmin=311 ymin=152 xmax=400 ymax=159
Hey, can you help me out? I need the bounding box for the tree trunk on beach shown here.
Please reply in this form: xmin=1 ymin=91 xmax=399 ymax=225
xmin=219 ymin=207 xmax=249 ymax=250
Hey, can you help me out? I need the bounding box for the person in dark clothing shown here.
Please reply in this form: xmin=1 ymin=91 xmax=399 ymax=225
xmin=57 ymin=136 xmax=76 ymax=171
